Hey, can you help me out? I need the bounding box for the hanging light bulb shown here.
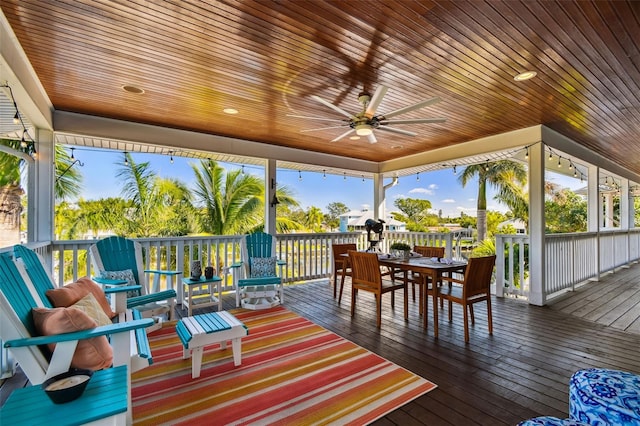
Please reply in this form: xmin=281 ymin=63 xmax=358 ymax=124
xmin=170 ymin=152 xmax=174 ymax=164
xmin=362 ymin=175 xmax=365 ymax=182
xmin=416 ymin=172 xmax=420 ymax=182
xmin=525 ymin=147 xmax=529 ymax=159
xmin=569 ymin=162 xmax=573 ymax=170
xmin=549 ymin=151 xmax=553 ymax=160
xmin=13 ymin=111 xmax=20 ymax=124
xmin=574 ymin=169 xmax=578 ymax=178
xmin=241 ymin=165 xmax=245 ymax=175
xmin=298 ymin=170 xmax=302 ymax=181
xmin=485 ymin=160 xmax=490 ymax=172
xmin=124 ymin=152 xmax=129 ymax=166
xmin=453 ymin=165 xmax=457 ymax=175
xmin=557 ymin=157 xmax=562 ymax=168
xmin=70 ymin=147 xmax=75 ymax=159
xmin=343 ymin=172 xmax=347 ymax=181
xmin=323 ymin=169 xmax=326 ymax=179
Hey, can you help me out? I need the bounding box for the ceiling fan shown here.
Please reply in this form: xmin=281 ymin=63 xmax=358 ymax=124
xmin=289 ymin=85 xmax=446 ymax=144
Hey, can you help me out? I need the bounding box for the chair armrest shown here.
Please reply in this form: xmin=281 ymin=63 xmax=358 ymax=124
xmin=276 ymin=260 xmax=286 ymax=266
xmin=104 ymin=285 xmax=142 ymax=294
xmin=144 ymin=269 xmax=182 ymax=276
xmin=440 ymin=276 xmax=464 ymax=285
xmin=4 ymin=318 xmax=155 ymax=348
xmin=127 ymin=289 xmax=177 ymax=309
xmin=230 ymin=262 xmax=243 ymax=269
xmin=93 ymin=276 xmax=129 ymax=286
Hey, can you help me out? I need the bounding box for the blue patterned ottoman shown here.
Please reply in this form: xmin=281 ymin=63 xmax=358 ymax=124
xmin=517 ymin=416 xmax=588 ymax=425
xmin=569 ymin=368 xmax=640 ymax=425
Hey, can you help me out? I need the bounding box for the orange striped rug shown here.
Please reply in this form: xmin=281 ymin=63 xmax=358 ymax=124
xmin=131 ymin=306 xmax=436 ymax=425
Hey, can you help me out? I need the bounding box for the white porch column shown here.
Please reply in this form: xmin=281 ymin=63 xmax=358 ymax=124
xmin=265 ymin=159 xmax=277 ymax=235
xmin=528 ymin=142 xmax=545 ymax=306
xmin=373 ymin=173 xmax=383 ymax=221
xmin=28 ymin=129 xmax=54 ymax=243
xmin=587 ymin=165 xmax=600 ymax=280
xmin=620 ymin=179 xmax=631 ymax=230
xmin=604 ymin=193 xmax=614 ymax=228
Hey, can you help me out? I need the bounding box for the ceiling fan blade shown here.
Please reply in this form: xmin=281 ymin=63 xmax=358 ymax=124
xmin=287 ymin=114 xmax=345 ymax=123
xmin=377 ymin=126 xmax=417 ymax=137
xmin=311 ymin=95 xmax=354 ymax=119
xmin=367 ymin=132 xmax=378 ymax=144
xmin=300 ymin=125 xmax=349 ymax=132
xmin=365 ymin=85 xmax=388 ymax=117
xmin=382 ymin=96 xmax=441 ymax=119
xmin=380 ymin=118 xmax=447 ymax=125
xmin=331 ymin=128 xmax=355 ymax=142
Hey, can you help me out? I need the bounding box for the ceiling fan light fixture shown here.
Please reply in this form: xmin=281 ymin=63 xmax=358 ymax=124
xmin=355 ymin=124 xmax=372 ymax=136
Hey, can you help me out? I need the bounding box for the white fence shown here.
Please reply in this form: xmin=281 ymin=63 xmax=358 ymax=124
xmin=496 ymin=228 xmax=640 ymax=301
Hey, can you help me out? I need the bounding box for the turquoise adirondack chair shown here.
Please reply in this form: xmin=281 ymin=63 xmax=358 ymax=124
xmin=89 ymin=236 xmax=179 ymax=324
xmin=12 ymin=244 xmax=154 ymax=369
xmin=232 ymin=232 xmax=286 ymax=309
xmin=0 ymin=252 xmax=154 ymax=424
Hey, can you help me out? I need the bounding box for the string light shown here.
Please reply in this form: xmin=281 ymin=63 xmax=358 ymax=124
xmin=168 ymin=150 xmax=174 ymax=164
xmin=453 ymin=165 xmax=457 ymax=175
xmin=13 ymin=110 xmax=20 ymax=124
xmin=241 ymin=165 xmax=245 ymax=174
xmin=20 ymin=133 xmax=27 ymax=149
xmin=362 ymin=175 xmax=365 ymax=182
xmin=70 ymin=147 xmax=75 ymax=159
xmin=557 ymin=157 xmax=562 ymax=168
xmin=298 ymin=170 xmax=302 ymax=181
xmin=343 ymin=172 xmax=346 ymax=181
xmin=525 ymin=147 xmax=529 ymax=159
xmin=416 ymin=172 xmax=420 ymax=182
xmin=323 ymin=169 xmax=326 ymax=179
xmin=485 ymin=160 xmax=490 ymax=172
xmin=124 ymin=152 xmax=129 ymax=166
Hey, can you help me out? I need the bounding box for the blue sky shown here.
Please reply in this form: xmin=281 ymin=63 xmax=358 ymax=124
xmin=70 ymin=147 xmax=582 ymax=218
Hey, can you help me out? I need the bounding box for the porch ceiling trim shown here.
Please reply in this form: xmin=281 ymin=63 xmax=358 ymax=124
xmin=53 ymin=110 xmax=379 ymax=177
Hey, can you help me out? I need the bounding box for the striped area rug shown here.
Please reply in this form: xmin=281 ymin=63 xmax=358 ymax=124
xmin=131 ymin=306 xmax=436 ymax=425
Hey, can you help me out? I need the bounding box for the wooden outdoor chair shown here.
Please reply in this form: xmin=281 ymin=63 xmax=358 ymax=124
xmin=438 ymin=255 xmax=496 ymax=342
xmin=331 ymin=243 xmax=356 ymax=304
xmin=409 ymin=246 xmax=445 ymax=310
xmin=348 ymin=250 xmax=408 ymax=328
xmin=231 ymin=231 xmax=285 ymax=310
xmin=90 ymin=236 xmax=179 ymax=325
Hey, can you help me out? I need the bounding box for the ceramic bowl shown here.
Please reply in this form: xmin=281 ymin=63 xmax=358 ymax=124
xmin=42 ymin=368 xmax=93 ymax=404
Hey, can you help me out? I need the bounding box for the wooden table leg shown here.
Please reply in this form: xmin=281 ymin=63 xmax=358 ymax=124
xmin=432 ymin=270 xmax=439 ymax=338
xmin=422 ymin=274 xmax=429 ymax=329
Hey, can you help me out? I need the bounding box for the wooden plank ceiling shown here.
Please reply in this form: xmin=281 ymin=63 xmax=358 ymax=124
xmin=2 ymin=1 xmax=639 ymax=173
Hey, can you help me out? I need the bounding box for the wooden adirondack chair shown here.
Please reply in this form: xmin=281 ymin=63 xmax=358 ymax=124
xmin=0 ymin=252 xmax=154 ymax=424
xmin=232 ymin=232 xmax=285 ymax=310
xmin=89 ymin=236 xmax=179 ymax=324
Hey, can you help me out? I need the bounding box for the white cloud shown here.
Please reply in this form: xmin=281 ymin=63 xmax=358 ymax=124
xmin=409 ymin=187 xmax=435 ymax=195
xmin=428 ymin=183 xmax=438 ymax=190
xmin=442 ymin=198 xmax=455 ymax=203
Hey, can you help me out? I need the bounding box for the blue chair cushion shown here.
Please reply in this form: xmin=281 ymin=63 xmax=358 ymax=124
xmin=249 ymin=256 xmax=277 ymax=278
xmin=569 ymin=368 xmax=640 ymax=425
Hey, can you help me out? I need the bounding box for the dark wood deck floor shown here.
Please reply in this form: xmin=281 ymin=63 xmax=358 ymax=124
xmin=3 ymin=267 xmax=640 ymax=425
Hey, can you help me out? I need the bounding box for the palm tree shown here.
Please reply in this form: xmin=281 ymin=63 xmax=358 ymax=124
xmin=458 ymin=160 xmax=527 ymax=242
xmin=117 ymin=152 xmax=193 ymax=237
xmin=191 ymin=160 xmax=264 ymax=235
xmin=1 ymin=141 xmax=81 ymax=245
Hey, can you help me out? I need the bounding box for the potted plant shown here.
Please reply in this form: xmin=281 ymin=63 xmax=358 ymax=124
xmin=389 ymin=242 xmax=411 ymax=260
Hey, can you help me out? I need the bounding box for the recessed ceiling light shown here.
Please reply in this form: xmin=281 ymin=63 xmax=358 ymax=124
xmin=349 ymin=136 xmax=360 ymax=140
xmin=223 ymin=108 xmax=238 ymax=114
xmin=122 ymin=85 xmax=144 ymax=94
xmin=514 ymin=71 xmax=537 ymax=81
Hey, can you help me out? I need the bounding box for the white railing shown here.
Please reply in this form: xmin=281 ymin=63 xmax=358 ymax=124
xmin=496 ymin=228 xmax=640 ymax=302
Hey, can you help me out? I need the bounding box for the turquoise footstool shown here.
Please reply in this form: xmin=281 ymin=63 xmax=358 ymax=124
xmin=569 ymin=368 xmax=640 ymax=425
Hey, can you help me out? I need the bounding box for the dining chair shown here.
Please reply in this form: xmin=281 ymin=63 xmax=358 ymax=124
xmin=331 ymin=243 xmax=357 ymax=304
xmin=348 ymin=250 xmax=408 ymax=328
xmin=438 ymin=255 xmax=496 ymax=343
xmin=410 ymin=246 xmax=445 ymax=309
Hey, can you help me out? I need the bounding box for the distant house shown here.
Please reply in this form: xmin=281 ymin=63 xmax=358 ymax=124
xmin=498 ymin=218 xmax=527 ymax=234
xmin=339 ymin=209 xmax=406 ymax=232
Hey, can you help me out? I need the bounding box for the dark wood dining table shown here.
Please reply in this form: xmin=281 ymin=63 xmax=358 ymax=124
xmin=376 ymin=255 xmax=467 ymax=337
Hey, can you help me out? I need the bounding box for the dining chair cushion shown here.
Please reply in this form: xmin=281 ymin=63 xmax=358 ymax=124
xmin=32 ymin=306 xmax=113 ymax=370
xmin=249 ymin=256 xmax=277 ymax=278
xmin=70 ymin=293 xmax=113 ymax=327
xmin=46 ymin=276 xmax=116 ymax=319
